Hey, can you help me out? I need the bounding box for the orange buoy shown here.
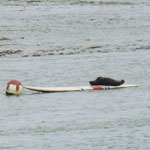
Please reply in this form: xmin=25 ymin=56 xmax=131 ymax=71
xmin=6 ymin=80 xmax=23 ymax=96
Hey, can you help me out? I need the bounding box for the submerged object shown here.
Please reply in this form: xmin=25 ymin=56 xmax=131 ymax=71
xmin=6 ymin=80 xmax=23 ymax=96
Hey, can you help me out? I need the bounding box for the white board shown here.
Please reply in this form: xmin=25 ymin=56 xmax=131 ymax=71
xmin=24 ymin=84 xmax=138 ymax=93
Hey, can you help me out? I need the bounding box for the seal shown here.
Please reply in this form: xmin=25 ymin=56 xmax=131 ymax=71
xmin=89 ymin=77 xmax=125 ymax=86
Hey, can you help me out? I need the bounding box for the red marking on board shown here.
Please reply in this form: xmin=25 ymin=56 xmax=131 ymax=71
xmin=92 ymin=86 xmax=105 ymax=90
xmin=7 ymin=84 xmax=9 ymax=90
xmin=16 ymin=85 xmax=19 ymax=91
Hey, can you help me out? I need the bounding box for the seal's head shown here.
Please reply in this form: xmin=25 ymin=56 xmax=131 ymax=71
xmin=6 ymin=80 xmax=23 ymax=96
xmin=120 ymin=80 xmax=125 ymax=85
xmin=89 ymin=81 xmax=97 ymax=85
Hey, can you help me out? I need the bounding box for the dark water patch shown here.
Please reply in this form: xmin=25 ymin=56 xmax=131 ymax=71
xmin=5 ymin=43 xmax=149 ymax=58
xmin=31 ymin=53 xmax=42 ymax=57
xmin=96 ymin=49 xmax=110 ymax=53
xmin=70 ymin=0 xmax=134 ymax=6
xmin=0 ymin=0 xmax=147 ymax=6
xmin=0 ymin=50 xmax=22 ymax=57
xmin=135 ymin=45 xmax=150 ymax=50
xmin=87 ymin=45 xmax=103 ymax=49
xmin=38 ymin=47 xmax=65 ymax=54
xmin=32 ymin=47 xmax=65 ymax=56
xmin=22 ymin=54 xmax=29 ymax=57
xmin=48 ymin=52 xmax=55 ymax=55
xmin=20 ymin=43 xmax=145 ymax=58
xmin=0 ymin=38 xmax=11 ymax=41
xmin=27 ymin=0 xmax=41 ymax=3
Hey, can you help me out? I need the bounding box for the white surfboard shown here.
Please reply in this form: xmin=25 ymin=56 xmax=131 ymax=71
xmin=24 ymin=84 xmax=138 ymax=93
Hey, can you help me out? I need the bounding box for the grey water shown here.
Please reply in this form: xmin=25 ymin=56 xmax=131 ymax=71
xmin=0 ymin=0 xmax=150 ymax=149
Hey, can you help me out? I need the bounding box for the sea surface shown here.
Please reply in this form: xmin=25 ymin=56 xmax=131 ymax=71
xmin=0 ymin=0 xmax=150 ymax=150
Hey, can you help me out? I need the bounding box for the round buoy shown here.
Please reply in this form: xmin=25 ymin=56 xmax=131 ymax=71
xmin=6 ymin=80 xmax=23 ymax=96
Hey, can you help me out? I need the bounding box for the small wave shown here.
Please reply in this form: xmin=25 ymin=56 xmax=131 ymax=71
xmin=27 ymin=0 xmax=41 ymax=2
xmin=0 ymin=37 xmax=11 ymax=41
xmin=0 ymin=50 xmax=22 ymax=57
xmin=87 ymin=45 xmax=103 ymax=49
xmin=135 ymin=45 xmax=150 ymax=50
xmin=70 ymin=0 xmax=134 ymax=5
xmin=5 ymin=43 xmax=148 ymax=58
xmin=21 ymin=45 xmax=110 ymax=57
xmin=3 ymin=43 xmax=147 ymax=58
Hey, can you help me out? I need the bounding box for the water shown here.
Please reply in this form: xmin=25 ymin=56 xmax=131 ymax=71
xmin=0 ymin=0 xmax=150 ymax=150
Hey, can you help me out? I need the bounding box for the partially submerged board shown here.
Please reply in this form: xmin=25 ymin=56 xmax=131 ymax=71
xmin=24 ymin=84 xmax=138 ymax=93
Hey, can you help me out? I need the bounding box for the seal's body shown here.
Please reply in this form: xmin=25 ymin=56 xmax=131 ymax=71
xmin=89 ymin=77 xmax=125 ymax=86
